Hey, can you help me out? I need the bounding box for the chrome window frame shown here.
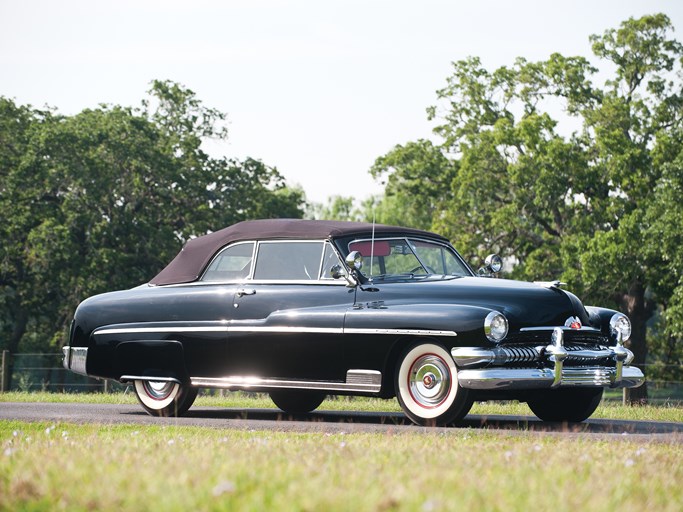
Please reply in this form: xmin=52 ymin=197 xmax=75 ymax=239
xmin=199 ymin=241 xmax=257 ymax=282
xmin=192 ymin=239 xmax=347 ymax=286
xmin=319 ymin=240 xmax=345 ymax=280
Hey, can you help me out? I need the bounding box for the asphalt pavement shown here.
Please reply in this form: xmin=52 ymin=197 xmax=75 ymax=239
xmin=1 ymin=402 xmax=682 ymax=442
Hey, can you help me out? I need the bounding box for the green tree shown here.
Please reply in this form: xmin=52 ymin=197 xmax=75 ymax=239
xmin=371 ymin=14 xmax=683 ymax=402
xmin=369 ymin=140 xmax=456 ymax=230
xmin=306 ymin=195 xmax=364 ymax=221
xmin=0 ymin=82 xmax=304 ymax=358
xmin=0 ymin=99 xmax=50 ymax=356
xmin=640 ymin=129 xmax=683 ymax=388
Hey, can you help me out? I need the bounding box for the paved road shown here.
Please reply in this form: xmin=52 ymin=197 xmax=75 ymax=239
xmin=1 ymin=402 xmax=681 ymax=442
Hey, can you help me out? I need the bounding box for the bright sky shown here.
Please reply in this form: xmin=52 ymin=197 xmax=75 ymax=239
xmin=1 ymin=1 xmax=682 ymax=204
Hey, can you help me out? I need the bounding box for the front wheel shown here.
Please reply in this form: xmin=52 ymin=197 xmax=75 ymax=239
xmin=395 ymin=342 xmax=472 ymax=426
xmin=527 ymin=387 xmax=603 ymax=422
xmin=134 ymin=380 xmax=198 ymax=417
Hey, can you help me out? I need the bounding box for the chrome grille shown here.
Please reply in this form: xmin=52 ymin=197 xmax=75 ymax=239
xmin=496 ymin=343 xmax=614 ymax=368
xmin=506 ymin=330 xmax=610 ymax=346
xmin=499 ymin=346 xmax=539 ymax=364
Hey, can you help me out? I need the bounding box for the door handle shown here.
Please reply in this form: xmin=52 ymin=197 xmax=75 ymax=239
xmin=237 ymin=288 xmax=256 ymax=297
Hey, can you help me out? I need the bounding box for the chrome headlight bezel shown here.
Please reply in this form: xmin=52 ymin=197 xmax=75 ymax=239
xmin=609 ymin=313 xmax=631 ymax=342
xmin=484 ymin=311 xmax=508 ymax=343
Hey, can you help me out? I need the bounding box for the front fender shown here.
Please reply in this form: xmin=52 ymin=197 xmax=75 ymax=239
xmin=585 ymin=306 xmax=623 ymax=343
xmin=344 ymin=303 xmax=496 ymax=346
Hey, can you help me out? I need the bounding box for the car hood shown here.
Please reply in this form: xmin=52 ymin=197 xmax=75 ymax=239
xmin=372 ymin=276 xmax=589 ymax=330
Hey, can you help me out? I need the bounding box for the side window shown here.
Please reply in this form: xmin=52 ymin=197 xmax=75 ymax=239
xmin=254 ymin=241 xmax=324 ymax=280
xmin=201 ymin=242 xmax=255 ymax=282
xmin=320 ymin=242 xmax=344 ymax=280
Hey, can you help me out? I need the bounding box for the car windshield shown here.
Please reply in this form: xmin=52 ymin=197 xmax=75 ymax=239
xmin=347 ymin=238 xmax=471 ymax=279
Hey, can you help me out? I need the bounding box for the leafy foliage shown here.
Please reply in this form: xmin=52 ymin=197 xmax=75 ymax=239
xmin=371 ymin=14 xmax=683 ymax=401
xmin=0 ymin=82 xmax=304 ymax=352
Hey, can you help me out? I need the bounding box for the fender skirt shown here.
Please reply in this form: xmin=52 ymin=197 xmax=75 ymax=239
xmin=115 ymin=340 xmax=189 ymax=383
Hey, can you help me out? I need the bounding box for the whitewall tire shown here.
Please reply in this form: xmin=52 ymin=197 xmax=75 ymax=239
xmin=134 ymin=380 xmax=197 ymax=417
xmin=395 ymin=342 xmax=472 ymax=426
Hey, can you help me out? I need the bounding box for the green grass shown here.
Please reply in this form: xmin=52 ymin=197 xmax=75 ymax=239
xmin=2 ymin=391 xmax=682 ymax=423
xmin=1 ymin=392 xmax=681 ymax=510
xmin=1 ymin=420 xmax=682 ymax=511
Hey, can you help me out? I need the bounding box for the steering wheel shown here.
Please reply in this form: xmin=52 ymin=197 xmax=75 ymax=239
xmin=409 ymin=265 xmax=436 ymax=274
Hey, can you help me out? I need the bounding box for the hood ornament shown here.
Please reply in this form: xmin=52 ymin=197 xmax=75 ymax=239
xmin=564 ymin=316 xmax=582 ymax=329
xmin=534 ymin=280 xmax=567 ymax=289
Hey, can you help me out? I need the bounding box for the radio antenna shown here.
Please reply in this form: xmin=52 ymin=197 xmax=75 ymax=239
xmin=369 ymin=208 xmax=376 ymax=282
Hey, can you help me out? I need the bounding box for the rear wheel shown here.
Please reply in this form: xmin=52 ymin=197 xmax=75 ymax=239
xmin=527 ymin=387 xmax=603 ymax=422
xmin=269 ymin=389 xmax=326 ymax=413
xmin=134 ymin=380 xmax=198 ymax=417
xmin=395 ymin=342 xmax=472 ymax=426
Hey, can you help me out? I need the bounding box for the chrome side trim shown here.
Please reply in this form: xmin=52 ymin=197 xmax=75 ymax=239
xmin=457 ymin=365 xmax=645 ymax=390
xmin=120 ymin=375 xmax=181 ymax=384
xmin=229 ymin=326 xmax=342 ymax=334
xmin=96 ymin=326 xmax=231 ymax=335
xmin=94 ymin=326 xmax=340 ymax=336
xmin=94 ymin=326 xmax=456 ymax=337
xmin=344 ymin=328 xmax=456 ymax=337
xmin=345 ymin=369 xmax=382 ymax=388
xmin=191 ymin=369 xmax=383 ymax=393
xmin=62 ymin=346 xmax=88 ymax=376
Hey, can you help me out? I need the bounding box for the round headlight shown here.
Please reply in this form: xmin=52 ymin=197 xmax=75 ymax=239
xmin=484 ymin=311 xmax=508 ymax=343
xmin=610 ymin=313 xmax=631 ymax=342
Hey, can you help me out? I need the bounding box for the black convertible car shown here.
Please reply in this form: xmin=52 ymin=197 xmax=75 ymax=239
xmin=63 ymin=219 xmax=644 ymax=425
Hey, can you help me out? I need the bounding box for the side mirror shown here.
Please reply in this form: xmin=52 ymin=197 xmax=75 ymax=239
xmin=478 ymin=254 xmax=502 ymax=276
xmin=345 ymin=251 xmax=363 ymax=271
xmin=343 ymin=251 xmax=366 ymax=286
xmin=331 ymin=263 xmax=357 ymax=287
xmin=330 ymin=264 xmax=345 ymax=279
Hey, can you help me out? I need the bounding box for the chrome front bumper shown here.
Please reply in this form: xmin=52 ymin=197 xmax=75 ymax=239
xmin=456 ymin=365 xmax=645 ymax=390
xmin=451 ymin=327 xmax=645 ymax=391
xmin=62 ymin=346 xmax=88 ymax=376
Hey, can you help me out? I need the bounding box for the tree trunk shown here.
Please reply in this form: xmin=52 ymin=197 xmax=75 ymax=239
xmin=620 ymin=280 xmax=651 ymax=405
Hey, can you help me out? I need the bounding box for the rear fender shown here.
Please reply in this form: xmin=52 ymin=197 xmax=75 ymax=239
xmin=115 ymin=340 xmax=189 ymax=383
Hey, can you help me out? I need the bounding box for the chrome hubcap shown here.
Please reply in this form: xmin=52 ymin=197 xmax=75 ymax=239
xmin=143 ymin=381 xmax=176 ymax=400
xmin=409 ymin=355 xmax=451 ymax=407
xmin=422 ymin=372 xmax=437 ymax=389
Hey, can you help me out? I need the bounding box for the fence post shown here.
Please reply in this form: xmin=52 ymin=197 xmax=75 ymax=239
xmin=1 ymin=351 xmax=9 ymax=392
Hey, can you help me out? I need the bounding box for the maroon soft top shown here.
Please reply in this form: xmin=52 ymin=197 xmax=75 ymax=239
xmin=150 ymin=218 xmax=447 ymax=285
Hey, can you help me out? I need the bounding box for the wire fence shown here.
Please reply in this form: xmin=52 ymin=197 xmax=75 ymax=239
xmin=1 ymin=352 xmax=128 ymax=393
xmin=2 ymin=351 xmax=682 ymax=404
